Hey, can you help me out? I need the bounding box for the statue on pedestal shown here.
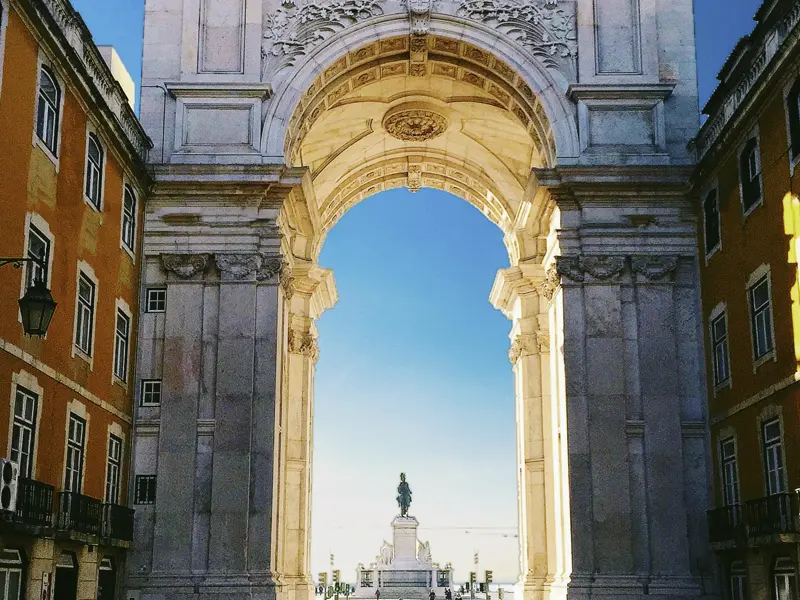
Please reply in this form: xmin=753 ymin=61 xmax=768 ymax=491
xmin=397 ymin=472 xmax=412 ymax=517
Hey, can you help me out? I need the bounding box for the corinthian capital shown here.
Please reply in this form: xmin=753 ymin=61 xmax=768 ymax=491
xmin=509 ymin=333 xmax=539 ymax=363
xmin=288 ymin=328 xmax=319 ymax=362
xmin=215 ymin=253 xmax=261 ymax=280
xmin=161 ymin=253 xmax=211 ymax=279
xmin=257 ymin=255 xmax=284 ymax=283
xmin=631 ymin=255 xmax=678 ymax=282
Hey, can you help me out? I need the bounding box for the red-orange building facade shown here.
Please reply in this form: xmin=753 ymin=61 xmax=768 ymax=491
xmin=0 ymin=0 xmax=150 ymax=598
xmin=694 ymin=3 xmax=800 ymax=600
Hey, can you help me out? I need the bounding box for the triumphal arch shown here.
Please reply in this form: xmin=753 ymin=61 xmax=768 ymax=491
xmin=129 ymin=1 xmax=712 ymax=599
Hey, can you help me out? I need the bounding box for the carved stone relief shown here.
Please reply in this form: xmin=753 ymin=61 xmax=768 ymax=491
xmin=257 ymin=256 xmax=285 ymax=282
xmin=383 ymin=105 xmax=449 ymax=141
xmin=215 ymin=253 xmax=262 ymax=280
xmin=288 ymin=327 xmax=320 ymax=362
xmin=509 ymin=332 xmax=539 ymax=363
xmin=161 ymin=253 xmax=211 ymax=279
xmin=555 ymin=255 xmax=681 ymax=284
xmin=630 ymin=255 xmax=678 ymax=281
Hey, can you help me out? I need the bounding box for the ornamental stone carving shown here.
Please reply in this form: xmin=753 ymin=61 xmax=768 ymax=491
xmin=261 ymin=0 xmax=384 ymax=77
xmin=509 ymin=333 xmax=539 ymax=363
xmin=215 ymin=254 xmax=262 ymax=280
xmin=280 ymin=265 xmax=296 ymax=298
xmin=383 ymin=105 xmax=448 ymax=141
xmin=257 ymin=256 xmax=284 ymax=282
xmin=456 ymin=0 xmax=577 ymax=72
xmin=288 ymin=328 xmax=320 ymax=362
xmin=408 ymin=0 xmax=434 ymax=35
xmin=161 ymin=253 xmax=211 ymax=279
xmin=556 ymin=255 xmax=626 ymax=282
xmin=631 ymin=255 xmax=678 ymax=281
xmin=555 ymin=256 xmax=584 ymax=283
xmin=539 ymin=266 xmax=560 ymax=301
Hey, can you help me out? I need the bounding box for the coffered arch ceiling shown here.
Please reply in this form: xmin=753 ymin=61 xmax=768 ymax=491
xmin=284 ymin=35 xmax=556 ymax=239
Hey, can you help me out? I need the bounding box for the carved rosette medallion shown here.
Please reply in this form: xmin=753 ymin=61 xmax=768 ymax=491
xmin=161 ymin=253 xmax=211 ymax=279
xmin=215 ymin=254 xmax=262 ymax=280
xmin=383 ymin=104 xmax=448 ymax=142
xmin=288 ymin=328 xmax=320 ymax=362
xmin=508 ymin=333 xmax=539 ymax=363
xmin=631 ymin=256 xmax=678 ymax=282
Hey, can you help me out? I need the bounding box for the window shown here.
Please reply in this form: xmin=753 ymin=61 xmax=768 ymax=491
xmin=35 ymin=66 xmax=60 ymax=155
xmin=730 ymin=561 xmax=747 ymax=600
xmin=749 ymin=275 xmax=774 ymax=360
xmin=720 ymin=437 xmax=739 ymax=506
xmin=10 ymin=386 xmax=38 ymax=479
xmin=788 ymin=79 xmax=800 ymax=160
xmin=74 ymin=274 xmax=95 ymax=356
xmin=0 ymin=549 xmax=24 ymax=600
xmin=25 ymin=224 xmax=49 ymax=288
xmin=105 ymin=435 xmax=122 ymax=504
xmin=121 ymin=185 xmax=136 ymax=251
xmin=146 ymin=288 xmax=166 ymax=313
xmin=113 ymin=310 xmax=130 ymax=382
xmin=84 ymin=133 xmax=104 ymax=209
xmin=64 ymin=413 xmax=86 ymax=493
xmin=134 ymin=475 xmax=156 ymax=505
xmin=740 ymin=139 xmax=762 ymax=213
xmin=711 ymin=312 xmax=731 ymax=385
xmin=773 ymin=558 xmax=797 ymax=600
xmin=763 ymin=419 xmax=786 ymax=495
xmin=703 ymin=189 xmax=721 ymax=255
xmin=140 ymin=380 xmax=162 ymax=406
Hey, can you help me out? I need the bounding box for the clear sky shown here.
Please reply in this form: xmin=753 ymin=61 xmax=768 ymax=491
xmin=71 ymin=0 xmax=764 ymax=585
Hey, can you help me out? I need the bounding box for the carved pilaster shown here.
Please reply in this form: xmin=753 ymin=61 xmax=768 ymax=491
xmin=215 ymin=253 xmax=261 ymax=280
xmin=161 ymin=253 xmax=211 ymax=279
xmin=631 ymin=255 xmax=678 ymax=282
xmin=288 ymin=328 xmax=320 ymax=363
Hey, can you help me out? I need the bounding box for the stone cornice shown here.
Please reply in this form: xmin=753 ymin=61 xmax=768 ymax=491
xmin=165 ymin=81 xmax=273 ymax=99
xmin=534 ymin=165 xmax=693 ymax=196
xmin=489 ymin=263 xmax=544 ymax=318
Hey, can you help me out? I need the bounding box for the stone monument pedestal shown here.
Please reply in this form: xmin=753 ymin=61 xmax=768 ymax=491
xmin=353 ymin=515 xmax=452 ymax=599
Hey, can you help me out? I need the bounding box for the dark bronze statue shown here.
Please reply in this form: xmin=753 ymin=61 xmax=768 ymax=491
xmin=396 ymin=472 xmax=412 ymax=517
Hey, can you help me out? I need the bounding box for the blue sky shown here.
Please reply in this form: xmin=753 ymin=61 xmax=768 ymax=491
xmin=72 ymin=0 xmax=764 ymax=584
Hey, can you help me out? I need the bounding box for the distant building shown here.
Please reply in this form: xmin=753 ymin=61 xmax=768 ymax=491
xmin=693 ymin=1 xmax=800 ymax=598
xmin=0 ymin=0 xmax=150 ymax=598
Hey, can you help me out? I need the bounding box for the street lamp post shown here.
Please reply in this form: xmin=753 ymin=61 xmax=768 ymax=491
xmin=0 ymin=257 xmax=57 ymax=336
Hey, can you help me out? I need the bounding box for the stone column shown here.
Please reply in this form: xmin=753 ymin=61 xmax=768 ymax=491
xmin=275 ymin=264 xmax=337 ymax=600
xmin=491 ymin=263 xmax=570 ymax=600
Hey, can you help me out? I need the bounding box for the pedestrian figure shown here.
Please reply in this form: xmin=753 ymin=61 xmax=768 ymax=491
xmin=375 ymin=590 xmax=381 ymax=600
xmin=430 ymin=590 xmax=436 ymax=600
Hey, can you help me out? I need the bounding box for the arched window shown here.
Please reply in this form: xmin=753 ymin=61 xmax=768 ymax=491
xmin=740 ymin=138 xmax=762 ymax=214
xmin=35 ymin=66 xmax=60 ymax=154
xmin=773 ymin=557 xmax=796 ymax=600
xmin=85 ymin=133 xmax=104 ymax=208
xmin=121 ymin=185 xmax=136 ymax=251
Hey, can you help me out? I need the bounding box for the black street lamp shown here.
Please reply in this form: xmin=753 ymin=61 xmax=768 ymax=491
xmin=0 ymin=257 xmax=57 ymax=336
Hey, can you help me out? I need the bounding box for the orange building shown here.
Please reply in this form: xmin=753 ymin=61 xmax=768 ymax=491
xmin=693 ymin=2 xmax=800 ymax=600
xmin=0 ymin=0 xmax=150 ymax=598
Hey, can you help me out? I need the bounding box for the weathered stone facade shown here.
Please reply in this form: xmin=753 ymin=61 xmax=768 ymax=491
xmin=128 ymin=1 xmax=712 ymax=600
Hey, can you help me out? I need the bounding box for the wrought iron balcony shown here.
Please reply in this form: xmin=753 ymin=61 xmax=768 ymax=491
xmin=102 ymin=502 xmax=134 ymax=541
xmin=745 ymin=492 xmax=800 ymax=537
xmin=14 ymin=477 xmax=55 ymax=527
xmin=57 ymin=491 xmax=102 ymax=536
xmin=708 ymin=503 xmax=745 ymax=543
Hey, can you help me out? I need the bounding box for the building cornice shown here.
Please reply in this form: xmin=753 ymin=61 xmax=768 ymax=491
xmin=15 ymin=0 xmax=152 ymax=179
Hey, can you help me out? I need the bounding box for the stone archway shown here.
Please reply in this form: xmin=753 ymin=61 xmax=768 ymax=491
xmin=128 ymin=1 xmax=713 ymax=600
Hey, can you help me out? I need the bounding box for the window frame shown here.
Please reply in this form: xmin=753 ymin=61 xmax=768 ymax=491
xmin=120 ymin=183 xmax=137 ymax=257
xmin=145 ymin=288 xmax=166 ymax=313
xmin=784 ymin=77 xmax=800 ymax=172
xmin=134 ymin=474 xmax=157 ymax=505
xmin=10 ymin=385 xmax=39 ymax=480
xmin=74 ymin=270 xmax=97 ymax=359
xmin=702 ymin=186 xmax=722 ymax=258
xmin=719 ymin=437 xmax=740 ymax=506
xmin=710 ymin=307 xmax=731 ymax=388
xmin=83 ymin=129 xmax=105 ymax=211
xmin=25 ymin=224 xmax=50 ymax=289
xmin=32 ymin=59 xmax=63 ymax=166
xmin=738 ymin=134 xmax=763 ymax=216
xmin=64 ymin=412 xmax=87 ymax=494
xmin=113 ymin=307 xmax=131 ymax=384
xmin=104 ymin=433 xmax=122 ymax=504
xmin=729 ymin=560 xmax=747 ymax=600
xmin=773 ymin=557 xmax=796 ymax=600
xmin=762 ymin=418 xmax=787 ymax=496
xmin=0 ymin=549 xmax=24 ymax=600
xmin=140 ymin=379 xmax=162 ymax=407
xmin=747 ymin=270 xmax=775 ymax=366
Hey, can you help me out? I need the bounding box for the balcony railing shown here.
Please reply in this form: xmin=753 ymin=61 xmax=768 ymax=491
xmin=57 ymin=491 xmax=102 ymax=536
xmin=14 ymin=477 xmax=55 ymax=527
xmin=746 ymin=492 xmax=800 ymax=537
xmin=102 ymin=502 xmax=134 ymax=541
xmin=708 ymin=503 xmax=745 ymax=543
xmin=708 ymin=491 xmax=800 ymax=543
